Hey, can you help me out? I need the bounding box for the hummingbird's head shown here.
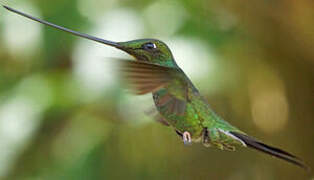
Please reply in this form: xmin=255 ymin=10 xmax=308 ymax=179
xmin=116 ymin=39 xmax=177 ymax=67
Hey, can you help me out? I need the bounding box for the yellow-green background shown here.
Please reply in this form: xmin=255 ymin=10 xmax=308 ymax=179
xmin=0 ymin=0 xmax=313 ymax=179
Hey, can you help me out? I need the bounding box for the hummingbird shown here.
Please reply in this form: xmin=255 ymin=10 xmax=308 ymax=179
xmin=3 ymin=5 xmax=310 ymax=171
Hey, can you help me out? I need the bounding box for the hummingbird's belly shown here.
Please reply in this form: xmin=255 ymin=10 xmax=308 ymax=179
xmin=162 ymin=113 xmax=203 ymax=140
xmin=154 ymin=100 xmax=204 ymax=139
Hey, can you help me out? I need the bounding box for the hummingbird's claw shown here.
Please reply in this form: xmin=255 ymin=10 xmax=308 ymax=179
xmin=182 ymin=131 xmax=192 ymax=145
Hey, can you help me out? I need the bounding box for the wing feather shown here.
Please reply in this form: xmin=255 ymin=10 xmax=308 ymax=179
xmin=117 ymin=60 xmax=177 ymax=94
xmin=115 ymin=59 xmax=189 ymax=116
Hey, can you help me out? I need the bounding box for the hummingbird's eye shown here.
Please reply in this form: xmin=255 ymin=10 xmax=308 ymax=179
xmin=142 ymin=42 xmax=157 ymax=50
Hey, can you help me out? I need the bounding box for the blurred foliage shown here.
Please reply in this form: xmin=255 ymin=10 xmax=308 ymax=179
xmin=0 ymin=0 xmax=313 ymax=179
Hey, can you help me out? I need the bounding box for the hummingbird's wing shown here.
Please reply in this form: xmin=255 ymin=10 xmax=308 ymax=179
xmin=117 ymin=60 xmax=188 ymax=116
xmin=117 ymin=60 xmax=180 ymax=94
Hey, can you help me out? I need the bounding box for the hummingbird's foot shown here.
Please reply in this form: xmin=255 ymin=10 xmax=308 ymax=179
xmin=202 ymin=128 xmax=211 ymax=147
xmin=182 ymin=131 xmax=192 ymax=145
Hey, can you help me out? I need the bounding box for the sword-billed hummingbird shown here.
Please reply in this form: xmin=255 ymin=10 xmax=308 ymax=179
xmin=3 ymin=5 xmax=310 ymax=171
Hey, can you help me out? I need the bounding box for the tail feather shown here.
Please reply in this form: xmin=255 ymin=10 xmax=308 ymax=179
xmin=230 ymin=131 xmax=310 ymax=171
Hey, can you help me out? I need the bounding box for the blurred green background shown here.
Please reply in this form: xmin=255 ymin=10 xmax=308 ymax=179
xmin=0 ymin=0 xmax=313 ymax=179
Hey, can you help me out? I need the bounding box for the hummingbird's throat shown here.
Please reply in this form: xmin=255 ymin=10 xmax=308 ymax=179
xmin=132 ymin=54 xmax=149 ymax=62
xmin=115 ymin=46 xmax=148 ymax=62
xmin=127 ymin=52 xmax=149 ymax=62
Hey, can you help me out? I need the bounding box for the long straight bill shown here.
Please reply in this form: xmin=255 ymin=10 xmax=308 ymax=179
xmin=2 ymin=5 xmax=121 ymax=48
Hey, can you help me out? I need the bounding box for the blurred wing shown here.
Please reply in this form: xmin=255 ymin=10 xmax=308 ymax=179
xmin=117 ymin=60 xmax=178 ymax=95
xmin=116 ymin=60 xmax=189 ymax=116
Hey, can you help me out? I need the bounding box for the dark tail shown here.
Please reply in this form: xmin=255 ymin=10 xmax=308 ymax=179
xmin=230 ymin=131 xmax=310 ymax=172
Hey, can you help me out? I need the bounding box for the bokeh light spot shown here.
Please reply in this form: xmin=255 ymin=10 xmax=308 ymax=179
xmin=248 ymin=67 xmax=289 ymax=133
xmin=2 ymin=3 xmax=42 ymax=60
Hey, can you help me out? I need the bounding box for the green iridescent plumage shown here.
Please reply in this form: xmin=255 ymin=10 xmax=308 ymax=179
xmin=3 ymin=5 xmax=310 ymax=172
xmin=116 ymin=39 xmax=248 ymax=149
